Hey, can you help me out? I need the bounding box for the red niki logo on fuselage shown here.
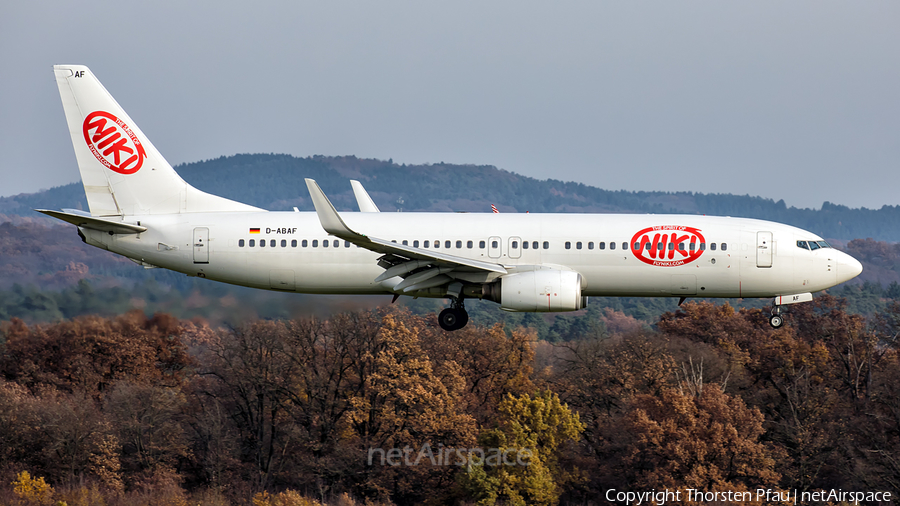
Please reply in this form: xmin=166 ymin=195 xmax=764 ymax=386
xmin=631 ymin=226 xmax=705 ymax=267
xmin=82 ymin=111 xmax=146 ymax=174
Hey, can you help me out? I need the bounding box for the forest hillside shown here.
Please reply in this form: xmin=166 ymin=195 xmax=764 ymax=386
xmin=3 ymin=153 xmax=900 ymax=240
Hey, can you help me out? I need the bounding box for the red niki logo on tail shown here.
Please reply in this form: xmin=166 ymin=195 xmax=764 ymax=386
xmin=82 ymin=111 xmax=146 ymax=174
xmin=631 ymin=226 xmax=705 ymax=267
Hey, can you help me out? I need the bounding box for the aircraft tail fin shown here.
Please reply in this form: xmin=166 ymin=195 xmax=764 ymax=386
xmin=53 ymin=65 xmax=262 ymax=216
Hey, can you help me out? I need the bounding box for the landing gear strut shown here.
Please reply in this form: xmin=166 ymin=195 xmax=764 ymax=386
xmin=439 ymin=297 xmax=469 ymax=331
xmin=769 ymin=305 xmax=784 ymax=328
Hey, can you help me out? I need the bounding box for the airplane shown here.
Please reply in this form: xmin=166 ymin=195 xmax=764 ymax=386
xmin=41 ymin=65 xmax=863 ymax=331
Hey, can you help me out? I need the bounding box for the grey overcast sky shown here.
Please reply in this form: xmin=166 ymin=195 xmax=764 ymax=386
xmin=1 ymin=1 xmax=898 ymax=210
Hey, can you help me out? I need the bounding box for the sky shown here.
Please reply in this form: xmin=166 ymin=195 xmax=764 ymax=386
xmin=1 ymin=1 xmax=898 ymax=210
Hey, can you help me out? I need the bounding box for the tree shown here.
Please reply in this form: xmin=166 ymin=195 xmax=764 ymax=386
xmin=619 ymin=384 xmax=779 ymax=492
xmin=418 ymin=321 xmax=536 ymax=425
xmin=194 ymin=319 xmax=298 ymax=492
xmin=460 ymin=391 xmax=584 ymax=506
xmin=104 ymin=382 xmax=189 ymax=484
xmin=348 ymin=312 xmax=477 ymax=502
xmin=1 ymin=311 xmax=192 ymax=398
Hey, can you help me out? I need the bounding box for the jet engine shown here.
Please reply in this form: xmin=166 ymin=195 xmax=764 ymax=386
xmin=482 ymin=270 xmax=586 ymax=312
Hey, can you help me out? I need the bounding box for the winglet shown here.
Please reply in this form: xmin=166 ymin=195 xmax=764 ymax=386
xmin=305 ymin=179 xmax=366 ymax=240
xmin=350 ymin=180 xmax=380 ymax=212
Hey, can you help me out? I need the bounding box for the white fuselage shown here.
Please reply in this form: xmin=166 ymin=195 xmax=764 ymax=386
xmin=79 ymin=211 xmax=859 ymax=300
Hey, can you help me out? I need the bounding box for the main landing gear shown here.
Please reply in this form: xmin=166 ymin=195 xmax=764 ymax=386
xmin=769 ymin=305 xmax=784 ymax=328
xmin=439 ymin=297 xmax=469 ymax=331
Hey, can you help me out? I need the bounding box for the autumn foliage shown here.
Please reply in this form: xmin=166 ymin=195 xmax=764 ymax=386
xmin=0 ymin=300 xmax=897 ymax=504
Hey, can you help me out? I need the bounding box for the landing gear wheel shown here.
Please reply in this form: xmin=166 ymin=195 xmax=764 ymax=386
xmin=457 ymin=309 xmax=469 ymax=329
xmin=439 ymin=307 xmax=468 ymax=331
xmin=769 ymin=314 xmax=784 ymax=328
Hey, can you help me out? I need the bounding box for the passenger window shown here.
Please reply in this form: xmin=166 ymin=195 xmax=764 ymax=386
xmin=269 ymin=240 xmax=275 ymax=247
xmin=239 ymin=239 xmax=245 ymax=247
xmin=633 ymin=242 xmax=640 ymax=250
xmin=657 ymin=243 xmax=664 ymax=251
xmin=588 ymin=242 xmax=594 ymax=250
xmin=302 ymin=239 xmax=308 ymax=247
xmin=689 ymin=242 xmax=695 ymax=251
xmin=260 ymin=240 xmax=266 ymax=248
xmin=710 ymin=243 xmax=716 ymax=251
xmin=610 ymin=242 xmax=616 ymax=250
xmin=312 ymin=240 xmax=318 ymax=247
xmin=445 ymin=240 xmax=451 ymax=248
xmin=599 ymin=242 xmax=605 ymax=250
xmin=334 ymin=240 xmax=339 ymax=247
xmin=679 ymin=243 xmax=685 ymax=250
xmin=467 ymin=240 xmax=473 ymax=249
xmin=797 ymin=241 xmax=809 ymax=250
xmin=323 ymin=240 xmax=328 ymax=248
xmin=668 ymin=243 xmax=674 ymax=250
xmin=414 ymin=240 xmax=420 ymax=247
xmin=434 ymin=240 xmax=440 ymax=249
xmin=345 ymin=241 xmax=350 ymax=248
xmin=721 ymin=243 xmax=727 ymax=251
xmin=402 ymin=240 xmax=408 ymax=246
xmin=456 ymin=240 xmax=462 ymax=248
xmin=480 ymin=240 xmax=486 ymax=248
xmin=809 ymin=241 xmax=820 ymax=250
xmin=291 ymin=240 xmax=297 ymax=247
xmin=565 ymin=241 xmax=571 ymax=250
xmin=699 ymin=243 xmax=706 ymax=251
xmin=645 ymin=243 xmax=651 ymax=250
xmin=543 ymin=241 xmax=549 ymax=249
xmin=512 ymin=241 xmax=519 ymax=249
xmin=424 ymin=241 xmax=429 ymax=248
xmin=249 ymin=239 xmax=255 ymax=247
xmin=532 ymin=241 xmax=538 ymax=249
xmin=281 ymin=240 xmax=287 ymax=247
xmin=492 ymin=240 xmax=499 ymax=248
xmin=576 ymin=242 xmax=582 ymax=250
xmin=523 ymin=241 xmax=529 ymax=250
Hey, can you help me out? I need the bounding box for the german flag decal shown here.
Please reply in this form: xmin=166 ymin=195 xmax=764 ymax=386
xmin=249 ymin=228 xmax=261 ymax=234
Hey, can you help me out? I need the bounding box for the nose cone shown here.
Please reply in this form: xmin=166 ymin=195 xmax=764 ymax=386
xmin=837 ymin=252 xmax=863 ymax=284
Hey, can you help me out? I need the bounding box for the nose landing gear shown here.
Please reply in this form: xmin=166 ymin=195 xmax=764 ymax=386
xmin=439 ymin=297 xmax=469 ymax=331
xmin=769 ymin=305 xmax=784 ymax=328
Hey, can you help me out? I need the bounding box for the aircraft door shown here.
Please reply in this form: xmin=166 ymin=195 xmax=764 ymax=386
xmin=488 ymin=236 xmax=502 ymax=258
xmin=193 ymin=227 xmax=209 ymax=264
xmin=757 ymin=231 xmax=773 ymax=268
xmin=509 ymin=236 xmax=522 ymax=259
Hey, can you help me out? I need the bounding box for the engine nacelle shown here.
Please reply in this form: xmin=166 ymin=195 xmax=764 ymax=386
xmin=483 ymin=270 xmax=586 ymax=312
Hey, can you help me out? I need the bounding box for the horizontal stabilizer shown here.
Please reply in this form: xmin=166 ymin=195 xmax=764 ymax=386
xmin=37 ymin=209 xmax=147 ymax=234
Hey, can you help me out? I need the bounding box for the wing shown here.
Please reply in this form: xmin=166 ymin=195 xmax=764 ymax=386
xmin=305 ymin=179 xmax=507 ymax=293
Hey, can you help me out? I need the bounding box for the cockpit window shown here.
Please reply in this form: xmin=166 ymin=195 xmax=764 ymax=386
xmin=798 ymin=240 xmax=831 ymax=251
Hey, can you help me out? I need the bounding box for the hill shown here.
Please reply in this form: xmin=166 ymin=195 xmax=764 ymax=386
xmin=2 ymin=153 xmax=900 ymax=241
